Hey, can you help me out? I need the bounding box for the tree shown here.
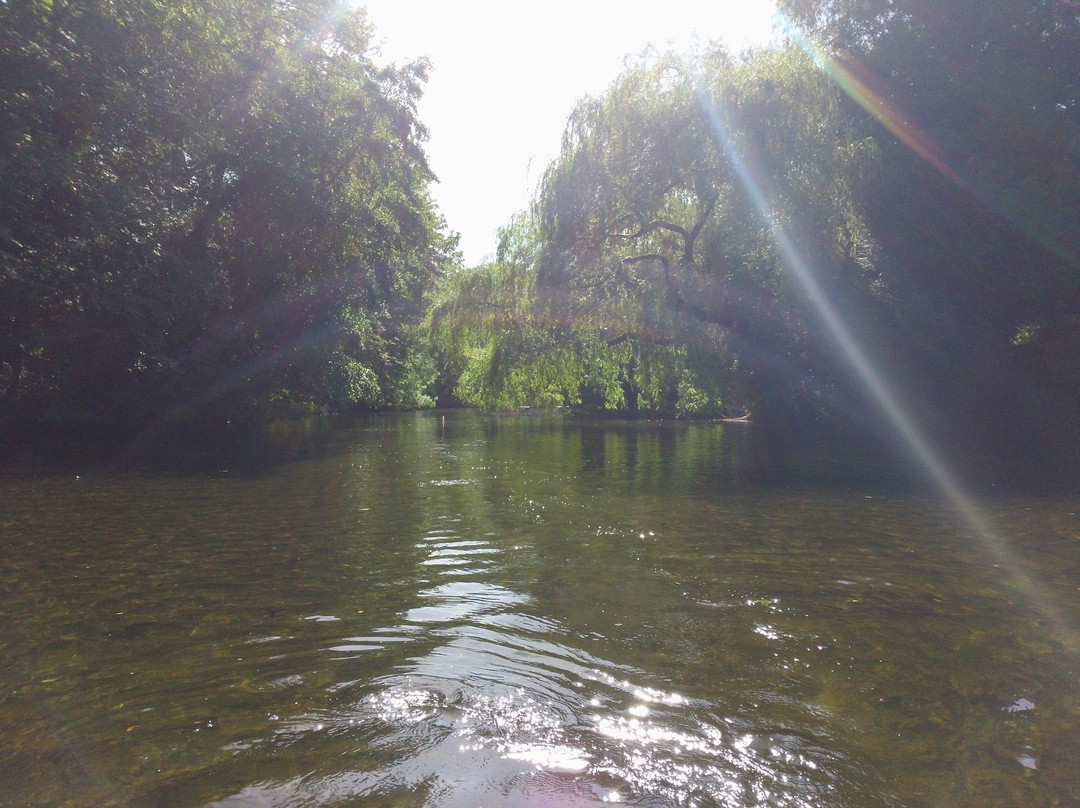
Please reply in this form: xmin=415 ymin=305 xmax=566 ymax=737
xmin=0 ymin=0 xmax=454 ymax=431
xmin=777 ymin=0 xmax=1080 ymax=460
xmin=531 ymin=46 xmax=879 ymax=429
xmin=427 ymin=215 xmax=725 ymax=415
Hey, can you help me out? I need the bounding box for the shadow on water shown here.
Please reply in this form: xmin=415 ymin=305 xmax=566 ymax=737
xmin=3 ymin=414 xmax=379 ymax=479
xmin=566 ymin=415 xmax=925 ymax=497
xmin=5 ymin=407 xmax=1077 ymax=496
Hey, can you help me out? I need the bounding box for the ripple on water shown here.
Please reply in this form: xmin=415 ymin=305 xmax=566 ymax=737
xmin=238 ymin=505 xmax=883 ymax=807
xmin=404 ymin=581 xmax=529 ymax=624
xmin=210 ymin=667 xmax=865 ymax=807
xmin=211 ymin=605 xmax=878 ymax=808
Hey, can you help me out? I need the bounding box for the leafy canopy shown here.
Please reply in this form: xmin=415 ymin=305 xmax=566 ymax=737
xmin=0 ymin=0 xmax=457 ymax=429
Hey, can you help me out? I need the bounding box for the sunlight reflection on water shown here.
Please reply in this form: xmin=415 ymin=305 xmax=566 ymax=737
xmin=209 ymin=653 xmax=848 ymax=808
xmin=205 ymin=523 xmax=862 ymax=808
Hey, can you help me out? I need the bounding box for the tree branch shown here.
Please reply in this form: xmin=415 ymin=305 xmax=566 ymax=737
xmin=608 ymin=191 xmax=718 ymax=267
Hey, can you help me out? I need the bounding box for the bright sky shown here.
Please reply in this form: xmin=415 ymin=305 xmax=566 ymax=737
xmin=361 ymin=1 xmax=780 ymax=265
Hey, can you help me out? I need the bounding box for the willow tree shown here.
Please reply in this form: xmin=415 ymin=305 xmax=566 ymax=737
xmin=427 ymin=215 xmax=722 ymax=414
xmin=0 ymin=0 xmax=454 ymax=430
xmin=533 ymin=47 xmax=879 ymax=429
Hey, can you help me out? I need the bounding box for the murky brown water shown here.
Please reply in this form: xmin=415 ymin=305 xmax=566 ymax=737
xmin=2 ymin=412 xmax=1078 ymax=807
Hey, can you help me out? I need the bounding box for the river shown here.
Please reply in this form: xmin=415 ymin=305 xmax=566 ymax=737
xmin=2 ymin=411 xmax=1078 ymax=807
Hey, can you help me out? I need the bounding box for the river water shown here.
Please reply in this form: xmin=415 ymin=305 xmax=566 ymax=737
xmin=2 ymin=412 xmax=1078 ymax=807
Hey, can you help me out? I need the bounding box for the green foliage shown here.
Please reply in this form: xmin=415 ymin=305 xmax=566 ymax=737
xmin=427 ymin=215 xmax=727 ymax=415
xmin=528 ymin=45 xmax=876 ymax=424
xmin=0 ymin=0 xmax=454 ymax=429
xmin=434 ymin=2 xmax=1080 ymax=465
xmin=432 ymin=2 xmax=1080 ymax=467
xmin=428 ymin=46 xmax=872 ymax=421
xmin=777 ymin=0 xmax=1080 ymax=456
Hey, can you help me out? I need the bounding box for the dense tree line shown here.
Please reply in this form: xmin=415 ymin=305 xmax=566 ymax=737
xmin=432 ymin=0 xmax=1080 ymax=469
xmin=1 ymin=0 xmax=455 ymax=435
xmin=5 ymin=0 xmax=1078 ymax=471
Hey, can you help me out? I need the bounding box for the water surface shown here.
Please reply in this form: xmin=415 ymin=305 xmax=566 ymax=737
xmin=2 ymin=412 xmax=1078 ymax=807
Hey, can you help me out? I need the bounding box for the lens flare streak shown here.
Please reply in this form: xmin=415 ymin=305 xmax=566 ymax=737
xmin=695 ymin=62 xmax=1080 ymax=658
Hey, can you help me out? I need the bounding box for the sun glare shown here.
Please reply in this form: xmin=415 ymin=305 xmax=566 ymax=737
xmin=697 ymin=66 xmax=1080 ymax=660
xmin=360 ymin=1 xmax=780 ymax=265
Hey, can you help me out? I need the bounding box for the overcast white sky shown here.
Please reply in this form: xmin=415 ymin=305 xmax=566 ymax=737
xmin=361 ymin=2 xmax=780 ymax=265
